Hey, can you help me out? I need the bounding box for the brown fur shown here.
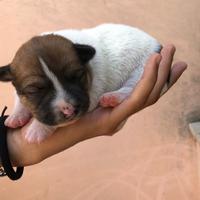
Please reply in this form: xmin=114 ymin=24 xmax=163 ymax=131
xmin=11 ymin=35 xmax=91 ymax=89
xmin=9 ymin=35 xmax=92 ymax=113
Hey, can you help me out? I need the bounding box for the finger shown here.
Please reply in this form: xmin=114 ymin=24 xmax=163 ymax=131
xmin=110 ymin=53 xmax=161 ymax=124
xmin=168 ymin=61 xmax=187 ymax=88
xmin=145 ymin=44 xmax=176 ymax=106
xmin=109 ymin=119 xmax=128 ymax=136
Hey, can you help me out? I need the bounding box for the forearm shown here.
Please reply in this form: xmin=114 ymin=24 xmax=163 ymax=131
xmin=6 ymin=118 xmax=99 ymax=167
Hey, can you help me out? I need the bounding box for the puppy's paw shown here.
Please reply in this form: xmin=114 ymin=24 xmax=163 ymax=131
xmin=25 ymin=123 xmax=55 ymax=144
xmin=99 ymin=92 xmax=123 ymax=107
xmin=5 ymin=112 xmax=32 ymax=128
xmin=25 ymin=129 xmax=49 ymax=144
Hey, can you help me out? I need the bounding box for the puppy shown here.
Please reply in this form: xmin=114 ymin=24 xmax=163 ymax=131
xmin=0 ymin=24 xmax=161 ymax=143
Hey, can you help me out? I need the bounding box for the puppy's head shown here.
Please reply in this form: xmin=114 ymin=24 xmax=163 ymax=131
xmin=0 ymin=34 xmax=95 ymax=126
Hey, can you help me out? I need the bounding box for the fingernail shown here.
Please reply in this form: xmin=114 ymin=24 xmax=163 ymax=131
xmin=166 ymin=44 xmax=176 ymax=52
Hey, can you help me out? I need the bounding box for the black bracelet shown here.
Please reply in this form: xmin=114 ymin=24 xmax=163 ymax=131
xmin=0 ymin=106 xmax=24 ymax=180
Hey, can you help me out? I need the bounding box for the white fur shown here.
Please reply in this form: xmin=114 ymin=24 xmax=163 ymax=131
xmin=38 ymin=57 xmax=65 ymax=98
xmin=43 ymin=23 xmax=161 ymax=110
xmin=25 ymin=119 xmax=56 ymax=143
xmin=5 ymin=91 xmax=32 ymax=128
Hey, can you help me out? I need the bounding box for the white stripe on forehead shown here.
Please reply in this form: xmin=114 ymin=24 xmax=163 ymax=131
xmin=38 ymin=56 xmax=66 ymax=99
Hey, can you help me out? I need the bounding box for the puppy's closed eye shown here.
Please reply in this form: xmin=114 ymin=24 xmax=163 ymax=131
xmin=22 ymin=85 xmax=47 ymax=95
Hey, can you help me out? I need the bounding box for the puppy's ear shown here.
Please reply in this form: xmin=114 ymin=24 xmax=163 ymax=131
xmin=0 ymin=65 xmax=13 ymax=82
xmin=74 ymin=44 xmax=96 ymax=64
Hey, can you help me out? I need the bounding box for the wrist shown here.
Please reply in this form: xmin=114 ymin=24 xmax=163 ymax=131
xmin=7 ymin=128 xmax=41 ymax=166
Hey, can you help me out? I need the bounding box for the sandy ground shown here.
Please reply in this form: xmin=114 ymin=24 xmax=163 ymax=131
xmin=0 ymin=0 xmax=200 ymax=199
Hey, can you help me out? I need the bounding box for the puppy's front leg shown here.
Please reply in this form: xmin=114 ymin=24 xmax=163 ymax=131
xmin=5 ymin=92 xmax=32 ymax=128
xmin=99 ymin=88 xmax=132 ymax=107
xmin=100 ymin=68 xmax=141 ymax=107
xmin=25 ymin=119 xmax=56 ymax=143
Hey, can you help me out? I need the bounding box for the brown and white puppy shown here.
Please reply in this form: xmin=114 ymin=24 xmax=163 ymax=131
xmin=0 ymin=24 xmax=161 ymax=143
xmin=0 ymin=35 xmax=95 ymax=142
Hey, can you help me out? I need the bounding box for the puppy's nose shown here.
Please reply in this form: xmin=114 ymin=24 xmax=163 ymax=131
xmin=58 ymin=102 xmax=75 ymax=117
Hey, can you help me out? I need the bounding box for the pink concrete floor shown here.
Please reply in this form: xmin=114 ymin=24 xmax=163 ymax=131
xmin=0 ymin=0 xmax=200 ymax=199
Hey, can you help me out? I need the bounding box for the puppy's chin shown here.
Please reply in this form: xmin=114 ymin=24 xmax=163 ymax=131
xmin=36 ymin=116 xmax=75 ymax=127
xmin=35 ymin=111 xmax=83 ymax=127
xmin=56 ymin=118 xmax=79 ymax=128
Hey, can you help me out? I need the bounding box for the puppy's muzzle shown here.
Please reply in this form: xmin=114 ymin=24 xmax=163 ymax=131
xmin=56 ymin=100 xmax=75 ymax=118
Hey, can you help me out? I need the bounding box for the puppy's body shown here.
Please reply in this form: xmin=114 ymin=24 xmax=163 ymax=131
xmin=0 ymin=24 xmax=161 ymax=143
xmin=43 ymin=24 xmax=161 ymax=110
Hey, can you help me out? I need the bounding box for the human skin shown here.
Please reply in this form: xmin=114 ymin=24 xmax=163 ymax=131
xmin=1 ymin=44 xmax=187 ymax=167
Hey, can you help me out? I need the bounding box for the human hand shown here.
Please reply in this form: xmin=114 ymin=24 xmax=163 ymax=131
xmin=78 ymin=44 xmax=187 ymax=138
